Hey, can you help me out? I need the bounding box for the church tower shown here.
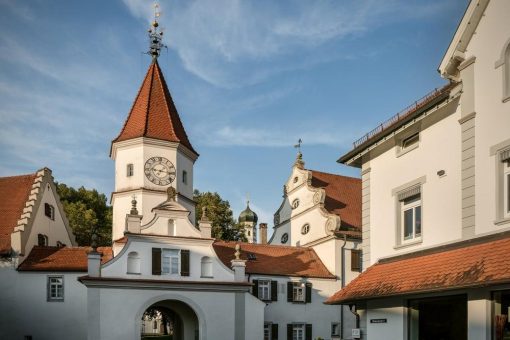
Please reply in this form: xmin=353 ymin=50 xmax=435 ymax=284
xmin=110 ymin=16 xmax=198 ymax=241
xmin=238 ymin=201 xmax=258 ymax=243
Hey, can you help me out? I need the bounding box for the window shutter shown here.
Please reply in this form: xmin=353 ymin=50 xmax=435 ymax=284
xmin=305 ymin=324 xmax=312 ymax=340
xmin=287 ymin=324 xmax=292 ymax=340
xmin=287 ymin=282 xmax=293 ymax=302
xmin=252 ymin=279 xmax=259 ymax=298
xmin=271 ymin=323 xmax=278 ymax=340
xmin=305 ymin=283 xmax=312 ymax=303
xmin=351 ymin=249 xmax=361 ymax=272
xmin=181 ymin=249 xmax=190 ymax=276
xmin=152 ymin=248 xmax=161 ymax=275
xmin=271 ymin=281 xmax=278 ymax=301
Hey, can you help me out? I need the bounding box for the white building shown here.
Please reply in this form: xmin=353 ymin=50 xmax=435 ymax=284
xmin=0 ymin=17 xmax=363 ymax=340
xmin=327 ymin=1 xmax=510 ymax=339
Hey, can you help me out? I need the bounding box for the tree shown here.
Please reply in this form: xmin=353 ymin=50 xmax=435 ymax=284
xmin=194 ymin=190 xmax=246 ymax=241
xmin=56 ymin=183 xmax=112 ymax=246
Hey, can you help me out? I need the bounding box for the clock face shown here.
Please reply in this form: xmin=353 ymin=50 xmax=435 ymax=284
xmin=144 ymin=156 xmax=176 ymax=186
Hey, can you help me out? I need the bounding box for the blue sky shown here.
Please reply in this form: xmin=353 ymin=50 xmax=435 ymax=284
xmin=0 ymin=0 xmax=467 ymax=228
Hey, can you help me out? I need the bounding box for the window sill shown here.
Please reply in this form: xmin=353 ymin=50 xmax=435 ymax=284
xmin=396 ymin=143 xmax=419 ymax=158
xmin=394 ymin=239 xmax=422 ymax=250
xmin=47 ymin=299 xmax=64 ymax=302
xmin=126 ymin=272 xmax=141 ymax=275
xmin=495 ymin=217 xmax=510 ymax=226
xmin=200 ymin=276 xmax=214 ymax=279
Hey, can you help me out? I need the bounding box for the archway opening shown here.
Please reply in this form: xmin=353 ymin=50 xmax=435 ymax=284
xmin=141 ymin=299 xmax=199 ymax=340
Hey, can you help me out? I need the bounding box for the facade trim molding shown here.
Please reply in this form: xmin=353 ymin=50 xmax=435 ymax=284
xmin=458 ymin=111 xmax=477 ymax=125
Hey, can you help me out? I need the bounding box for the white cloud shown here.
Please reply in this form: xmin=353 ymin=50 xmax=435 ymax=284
xmin=122 ymin=0 xmax=451 ymax=87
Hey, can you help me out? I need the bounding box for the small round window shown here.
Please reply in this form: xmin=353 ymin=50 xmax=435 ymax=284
xmin=291 ymin=199 xmax=300 ymax=209
xmin=301 ymin=224 xmax=310 ymax=235
xmin=293 ymin=176 xmax=298 ymax=183
xmin=281 ymin=233 xmax=289 ymax=244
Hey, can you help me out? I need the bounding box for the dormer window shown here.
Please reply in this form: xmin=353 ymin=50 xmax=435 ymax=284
xmin=38 ymin=234 xmax=48 ymax=247
xmin=44 ymin=203 xmax=55 ymax=220
xmin=126 ymin=164 xmax=134 ymax=177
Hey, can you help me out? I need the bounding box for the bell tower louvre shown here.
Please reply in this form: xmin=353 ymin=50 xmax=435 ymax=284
xmin=110 ymin=15 xmax=198 ymax=241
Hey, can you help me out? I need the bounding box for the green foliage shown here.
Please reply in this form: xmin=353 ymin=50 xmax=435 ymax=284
xmin=194 ymin=190 xmax=246 ymax=241
xmin=56 ymin=183 xmax=112 ymax=246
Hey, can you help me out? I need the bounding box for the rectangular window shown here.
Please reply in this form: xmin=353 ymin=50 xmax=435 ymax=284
xmin=331 ymin=323 xmax=340 ymax=337
xmin=47 ymin=276 xmax=64 ymax=301
xmin=293 ymin=284 xmax=305 ymax=302
xmin=183 ymin=170 xmax=188 ymax=184
xmin=161 ymin=249 xmax=179 ymax=275
xmin=351 ymin=249 xmax=361 ymax=272
xmin=44 ymin=203 xmax=55 ymax=220
xmin=504 ymin=161 xmax=510 ymax=218
xmin=401 ymin=194 xmax=422 ymax=242
xmin=127 ymin=163 xmax=134 ymax=177
xmin=258 ymin=280 xmax=271 ymax=301
xmin=292 ymin=324 xmax=305 ymax=340
xmin=402 ymin=133 xmax=419 ymax=150
xmin=263 ymin=323 xmax=271 ymax=340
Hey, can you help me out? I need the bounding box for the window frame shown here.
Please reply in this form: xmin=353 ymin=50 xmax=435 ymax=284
xmin=393 ymin=178 xmax=425 ymax=248
xmin=401 ymin=194 xmax=422 ymax=243
xmin=493 ymin=145 xmax=510 ymax=225
xmin=161 ymin=249 xmax=180 ymax=275
xmin=281 ymin=233 xmax=288 ymax=244
xmin=182 ymin=170 xmax=188 ymax=184
xmin=38 ymin=233 xmax=48 ymax=247
xmin=292 ymin=323 xmax=305 ymax=340
xmin=331 ymin=322 xmax=341 ymax=337
xmin=263 ymin=323 xmax=272 ymax=340
xmin=200 ymin=256 xmax=213 ymax=278
xmin=504 ymin=161 xmax=510 ymax=219
xmin=396 ymin=131 xmax=420 ymax=157
xmin=44 ymin=203 xmax=55 ymax=220
xmin=291 ymin=198 xmax=300 ymax=209
xmin=258 ymin=279 xmax=271 ymax=301
xmin=47 ymin=275 xmax=64 ymax=302
xmin=126 ymin=163 xmax=134 ymax=177
xmin=292 ymin=284 xmax=305 ymax=302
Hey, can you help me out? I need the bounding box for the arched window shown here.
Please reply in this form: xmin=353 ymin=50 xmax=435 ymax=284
xmin=127 ymin=251 xmax=140 ymax=274
xmin=291 ymin=199 xmax=300 ymax=209
xmin=168 ymin=219 xmax=175 ymax=236
xmin=201 ymin=256 xmax=213 ymax=278
xmin=496 ymin=39 xmax=510 ymax=102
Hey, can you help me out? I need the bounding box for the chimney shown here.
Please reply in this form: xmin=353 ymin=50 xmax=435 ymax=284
xmin=231 ymin=244 xmax=247 ymax=282
xmin=199 ymin=207 xmax=212 ymax=238
xmin=125 ymin=197 xmax=142 ymax=234
xmin=259 ymin=223 xmax=268 ymax=244
xmin=87 ymin=229 xmax=101 ymax=277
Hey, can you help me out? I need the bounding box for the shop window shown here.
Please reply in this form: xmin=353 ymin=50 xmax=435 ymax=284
xmin=493 ymin=291 xmax=510 ymax=339
xmin=47 ymin=276 xmax=64 ymax=301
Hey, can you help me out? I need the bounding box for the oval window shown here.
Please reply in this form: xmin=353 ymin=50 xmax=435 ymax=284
xmin=301 ymin=224 xmax=310 ymax=235
xmin=281 ymin=233 xmax=289 ymax=244
xmin=292 ymin=199 xmax=300 ymax=209
xmin=293 ymin=177 xmax=299 ymax=183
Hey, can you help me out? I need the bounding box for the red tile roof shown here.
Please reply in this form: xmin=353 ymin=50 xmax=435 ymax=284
xmin=326 ymin=233 xmax=510 ymax=304
xmin=310 ymin=170 xmax=361 ymax=233
xmin=213 ymin=241 xmax=335 ymax=279
xmin=18 ymin=246 xmax=113 ymax=272
xmin=113 ymin=60 xmax=197 ymax=155
xmin=0 ymin=173 xmax=37 ymax=254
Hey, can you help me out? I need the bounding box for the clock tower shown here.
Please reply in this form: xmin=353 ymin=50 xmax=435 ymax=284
xmin=110 ymin=19 xmax=198 ymax=241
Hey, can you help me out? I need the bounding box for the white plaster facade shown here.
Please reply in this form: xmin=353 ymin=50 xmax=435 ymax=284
xmin=336 ymin=1 xmax=510 ymax=339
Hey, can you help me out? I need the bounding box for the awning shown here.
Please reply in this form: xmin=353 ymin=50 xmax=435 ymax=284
xmin=325 ymin=231 xmax=510 ymax=304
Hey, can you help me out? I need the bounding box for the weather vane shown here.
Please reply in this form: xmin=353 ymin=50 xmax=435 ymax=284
xmin=294 ymin=138 xmax=303 ymax=153
xmin=147 ymin=1 xmax=167 ymax=59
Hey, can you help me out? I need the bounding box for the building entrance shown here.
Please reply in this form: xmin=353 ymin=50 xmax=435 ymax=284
xmin=408 ymin=295 xmax=467 ymax=340
xmin=141 ymin=299 xmax=199 ymax=340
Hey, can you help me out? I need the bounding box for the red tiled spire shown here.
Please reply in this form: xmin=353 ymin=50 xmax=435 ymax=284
xmin=113 ymin=60 xmax=197 ymax=156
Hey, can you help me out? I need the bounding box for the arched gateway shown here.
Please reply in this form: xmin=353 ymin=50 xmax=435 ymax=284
xmin=140 ymin=299 xmax=201 ymax=340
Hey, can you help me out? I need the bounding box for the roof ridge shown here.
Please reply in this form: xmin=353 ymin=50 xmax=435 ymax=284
xmin=309 ymin=169 xmax=360 ymax=181
xmin=214 ymin=240 xmax=313 ymax=251
xmin=0 ymin=172 xmax=37 ymax=181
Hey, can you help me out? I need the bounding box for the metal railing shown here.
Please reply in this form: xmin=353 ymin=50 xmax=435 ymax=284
xmin=352 ymin=83 xmax=453 ymax=149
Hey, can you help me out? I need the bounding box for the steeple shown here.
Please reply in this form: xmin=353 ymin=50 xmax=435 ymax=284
xmin=294 ymin=138 xmax=304 ymax=169
xmin=112 ymin=59 xmax=197 ymax=155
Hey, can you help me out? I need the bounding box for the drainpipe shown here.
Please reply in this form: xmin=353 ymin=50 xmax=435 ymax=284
xmin=340 ymin=234 xmax=347 ymax=339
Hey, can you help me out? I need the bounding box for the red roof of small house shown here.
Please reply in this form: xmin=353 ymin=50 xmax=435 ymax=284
xmin=0 ymin=173 xmax=37 ymax=255
xmin=113 ymin=60 xmax=197 ymax=155
xmin=213 ymin=241 xmax=336 ymax=279
xmin=309 ymin=170 xmax=361 ymax=235
xmin=325 ymin=232 xmax=510 ymax=304
xmin=18 ymin=246 xmax=113 ymax=272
